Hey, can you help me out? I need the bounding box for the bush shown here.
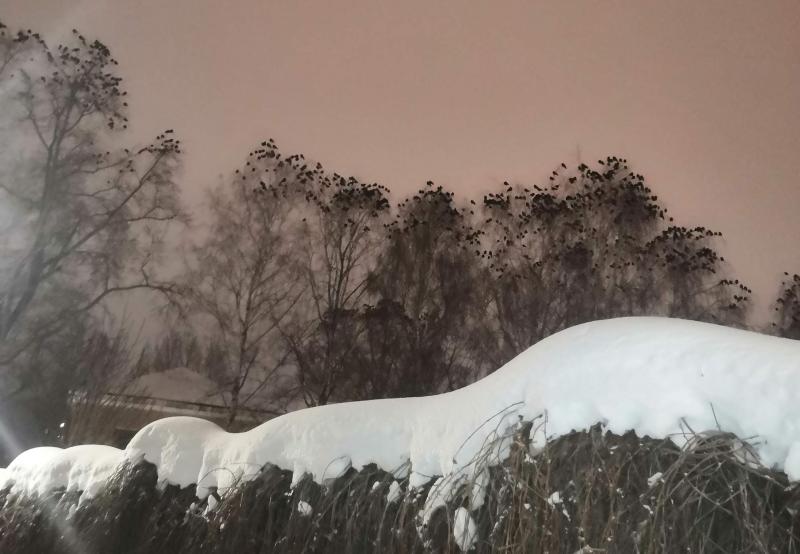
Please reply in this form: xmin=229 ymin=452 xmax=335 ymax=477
xmin=2 ymin=424 xmax=799 ymax=553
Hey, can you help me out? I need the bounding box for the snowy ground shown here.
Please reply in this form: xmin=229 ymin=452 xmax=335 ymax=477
xmin=2 ymin=317 xmax=800 ymax=508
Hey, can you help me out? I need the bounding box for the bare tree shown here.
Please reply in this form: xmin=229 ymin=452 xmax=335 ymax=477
xmin=218 ymin=140 xmax=391 ymax=406
xmin=147 ymin=328 xmax=204 ymax=373
xmin=478 ymin=157 xmax=749 ymax=365
xmin=62 ymin=320 xmax=147 ymax=448
xmin=266 ymin=150 xmax=390 ymax=406
xmin=212 ymin=140 xmax=756 ymax=409
xmin=345 ymin=183 xmax=487 ymax=399
xmin=0 ymin=21 xmax=34 ymax=80
xmin=180 ymin=172 xmax=301 ymax=426
xmin=773 ymin=272 xmax=800 ymax=339
xmin=0 ymin=24 xmax=184 ymax=392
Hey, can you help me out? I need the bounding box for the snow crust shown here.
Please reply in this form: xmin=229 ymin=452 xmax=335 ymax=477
xmin=386 ymin=480 xmax=402 ymax=503
xmin=547 ymin=491 xmax=562 ymax=506
xmin=296 ymin=500 xmax=313 ymax=516
xmin=453 ymin=507 xmax=477 ymax=551
xmin=3 ymin=318 xmax=800 ymax=506
xmin=647 ymin=472 xmax=663 ymax=487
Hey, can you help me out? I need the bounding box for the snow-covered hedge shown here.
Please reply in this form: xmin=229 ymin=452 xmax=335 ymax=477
xmin=1 ymin=317 xmax=800 ymax=552
xmin=1 ymin=426 xmax=799 ymax=553
xmin=5 ymin=317 xmax=800 ymax=499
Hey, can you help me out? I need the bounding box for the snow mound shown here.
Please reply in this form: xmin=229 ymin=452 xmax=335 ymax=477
xmin=3 ymin=317 xmax=800 ymax=503
xmin=1 ymin=445 xmax=124 ymax=499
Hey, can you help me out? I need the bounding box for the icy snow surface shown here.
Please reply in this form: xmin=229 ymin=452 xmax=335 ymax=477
xmin=453 ymin=507 xmax=477 ymax=551
xmin=3 ymin=317 xmax=800 ymax=501
xmin=386 ymin=480 xmax=402 ymax=503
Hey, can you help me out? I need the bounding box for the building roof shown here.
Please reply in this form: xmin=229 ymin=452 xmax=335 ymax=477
xmin=126 ymin=367 xmax=225 ymax=407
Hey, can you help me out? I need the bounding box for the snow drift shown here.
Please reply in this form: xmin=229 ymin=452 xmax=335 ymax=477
xmin=2 ymin=317 xmax=800 ymax=502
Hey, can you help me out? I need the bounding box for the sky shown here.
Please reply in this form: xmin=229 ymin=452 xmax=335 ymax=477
xmin=4 ymin=0 xmax=800 ymax=322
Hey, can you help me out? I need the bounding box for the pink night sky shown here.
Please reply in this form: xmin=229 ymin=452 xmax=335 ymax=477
xmin=5 ymin=0 xmax=800 ymax=321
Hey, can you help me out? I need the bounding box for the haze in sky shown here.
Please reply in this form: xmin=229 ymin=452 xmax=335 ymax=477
xmin=5 ymin=0 xmax=800 ymax=321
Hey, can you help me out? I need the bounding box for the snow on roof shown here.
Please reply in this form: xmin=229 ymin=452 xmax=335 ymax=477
xmin=124 ymin=367 xmax=224 ymax=406
xmin=3 ymin=317 xmax=800 ymax=505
